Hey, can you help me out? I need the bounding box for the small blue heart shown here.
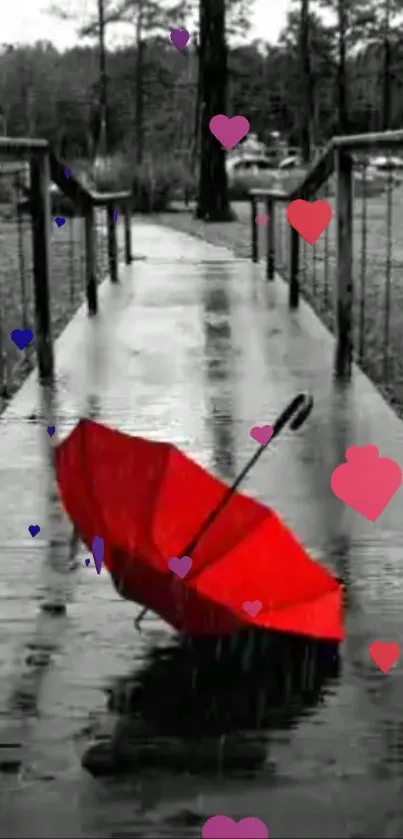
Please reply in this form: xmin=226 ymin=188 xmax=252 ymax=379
xmin=55 ymin=217 xmax=66 ymax=228
xmin=64 ymin=167 xmax=71 ymax=178
xmin=85 ymin=558 xmax=90 ymax=566
xmin=47 ymin=425 xmax=56 ymax=437
xmin=28 ymin=525 xmax=40 ymax=537
xmin=11 ymin=328 xmax=34 ymax=351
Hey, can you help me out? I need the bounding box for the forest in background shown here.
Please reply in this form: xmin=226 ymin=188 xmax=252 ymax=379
xmin=1 ymin=0 xmax=403 ymax=209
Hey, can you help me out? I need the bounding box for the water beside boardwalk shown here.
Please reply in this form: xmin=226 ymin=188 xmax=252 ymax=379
xmin=1 ymin=223 xmax=403 ymax=838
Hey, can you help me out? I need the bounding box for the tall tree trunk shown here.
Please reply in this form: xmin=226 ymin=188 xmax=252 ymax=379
xmin=382 ymin=0 xmax=391 ymax=131
xmin=196 ymin=0 xmax=234 ymax=221
xmin=135 ymin=4 xmax=144 ymax=166
xmin=97 ymin=0 xmax=108 ymax=157
xmin=299 ymin=0 xmax=313 ymax=164
xmin=191 ymin=36 xmax=201 ymax=173
xmin=337 ymin=0 xmax=347 ymax=134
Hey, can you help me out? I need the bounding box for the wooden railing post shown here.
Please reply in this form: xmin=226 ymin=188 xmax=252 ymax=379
xmin=289 ymin=226 xmax=300 ymax=308
xmin=265 ymin=196 xmax=274 ymax=280
xmin=250 ymin=196 xmax=258 ymax=262
xmin=30 ymin=151 xmax=54 ymax=386
xmin=124 ymin=199 xmax=132 ymax=265
xmin=335 ymin=147 xmax=353 ymax=378
xmin=84 ymin=204 xmax=98 ymax=315
xmin=107 ymin=203 xmax=118 ymax=282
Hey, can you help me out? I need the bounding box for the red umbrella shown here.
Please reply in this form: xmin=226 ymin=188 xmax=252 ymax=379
xmin=54 ymin=394 xmax=344 ymax=642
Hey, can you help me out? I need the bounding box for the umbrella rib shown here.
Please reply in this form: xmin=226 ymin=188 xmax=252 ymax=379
xmin=134 ymin=393 xmax=313 ymax=630
xmin=183 ymin=393 xmax=313 ymax=581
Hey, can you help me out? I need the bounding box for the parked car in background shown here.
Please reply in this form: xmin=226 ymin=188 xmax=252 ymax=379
xmin=278 ymin=154 xmax=301 ymax=171
xmin=276 ymin=150 xmax=399 ymax=197
xmin=226 ymin=152 xmax=279 ymax=199
xmin=370 ymin=155 xmax=403 ymax=171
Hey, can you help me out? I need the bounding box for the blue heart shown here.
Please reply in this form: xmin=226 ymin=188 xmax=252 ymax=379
xmin=55 ymin=216 xmax=66 ymax=228
xmin=11 ymin=328 xmax=34 ymax=350
xmin=47 ymin=425 xmax=56 ymax=437
xmin=28 ymin=525 xmax=40 ymax=537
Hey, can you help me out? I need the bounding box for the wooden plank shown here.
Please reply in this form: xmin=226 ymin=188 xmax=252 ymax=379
xmin=289 ymin=141 xmax=335 ymax=201
xmin=84 ymin=206 xmax=98 ymax=315
xmin=334 ymin=148 xmax=353 ymax=378
xmin=49 ymin=150 xmax=91 ymax=213
xmin=250 ymin=196 xmax=258 ymax=262
xmin=265 ymin=197 xmax=275 ymax=280
xmin=91 ymin=190 xmax=131 ymax=206
xmin=0 ymin=137 xmax=48 ymax=152
xmin=124 ymin=201 xmax=132 ymax=264
xmin=289 ymin=227 xmax=300 ymax=309
xmin=333 ymin=128 xmax=403 ymax=150
xmin=107 ymin=204 xmax=118 ymax=282
xmin=29 ymin=153 xmax=54 ymax=386
xmin=249 ymin=188 xmax=289 ymax=200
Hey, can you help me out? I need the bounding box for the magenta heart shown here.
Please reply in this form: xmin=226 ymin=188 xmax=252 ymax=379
xmin=243 ymin=600 xmax=262 ymax=618
xmin=170 ymin=28 xmax=190 ymax=50
xmin=250 ymin=425 xmax=274 ymax=446
xmin=209 ymin=114 xmax=250 ymax=151
xmin=202 ymin=815 xmax=269 ymax=839
xmin=168 ymin=555 xmax=192 ymax=579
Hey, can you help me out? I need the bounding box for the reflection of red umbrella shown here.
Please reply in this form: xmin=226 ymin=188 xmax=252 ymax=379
xmin=55 ymin=394 xmax=343 ymax=642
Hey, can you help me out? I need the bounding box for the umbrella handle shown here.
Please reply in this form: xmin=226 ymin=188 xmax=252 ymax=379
xmin=134 ymin=393 xmax=314 ymax=631
xmin=183 ymin=392 xmax=314 ymax=558
xmin=288 ymin=394 xmax=314 ymax=430
xmin=182 ymin=393 xmax=313 ymax=560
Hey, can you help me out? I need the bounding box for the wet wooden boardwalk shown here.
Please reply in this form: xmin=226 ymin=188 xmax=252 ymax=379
xmin=1 ymin=221 xmax=403 ymax=837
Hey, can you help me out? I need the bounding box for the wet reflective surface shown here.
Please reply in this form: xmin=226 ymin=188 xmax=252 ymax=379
xmin=1 ymin=223 xmax=403 ymax=836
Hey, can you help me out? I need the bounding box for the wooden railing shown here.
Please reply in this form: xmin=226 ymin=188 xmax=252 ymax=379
xmin=249 ymin=129 xmax=403 ymax=386
xmin=0 ymin=137 xmax=132 ymax=392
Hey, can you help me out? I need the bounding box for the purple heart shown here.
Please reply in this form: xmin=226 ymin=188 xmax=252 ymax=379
xmin=202 ymin=815 xmax=269 ymax=839
xmin=170 ymin=28 xmax=190 ymax=50
xmin=47 ymin=425 xmax=56 ymax=437
xmin=168 ymin=555 xmax=192 ymax=579
xmin=28 ymin=525 xmax=40 ymax=538
xmin=92 ymin=535 xmax=104 ymax=575
xmin=243 ymin=600 xmax=262 ymax=618
xmin=11 ymin=328 xmax=34 ymax=351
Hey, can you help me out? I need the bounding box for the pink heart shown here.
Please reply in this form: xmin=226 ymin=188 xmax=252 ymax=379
xmin=202 ymin=815 xmax=269 ymax=838
xmin=168 ymin=555 xmax=192 ymax=579
xmin=209 ymin=114 xmax=250 ymax=151
xmin=255 ymin=214 xmax=269 ymax=226
xmin=250 ymin=425 xmax=274 ymax=446
xmin=243 ymin=600 xmax=262 ymax=617
xmin=330 ymin=444 xmax=402 ymax=522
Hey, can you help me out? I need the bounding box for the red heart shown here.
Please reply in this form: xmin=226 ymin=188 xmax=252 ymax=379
xmin=368 ymin=641 xmax=400 ymax=674
xmin=286 ymin=199 xmax=332 ymax=245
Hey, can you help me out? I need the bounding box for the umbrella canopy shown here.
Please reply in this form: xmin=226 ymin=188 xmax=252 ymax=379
xmin=55 ymin=419 xmax=343 ymax=641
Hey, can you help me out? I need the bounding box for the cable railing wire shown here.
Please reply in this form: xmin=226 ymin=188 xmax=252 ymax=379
xmin=0 ymin=138 xmax=132 ymax=415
